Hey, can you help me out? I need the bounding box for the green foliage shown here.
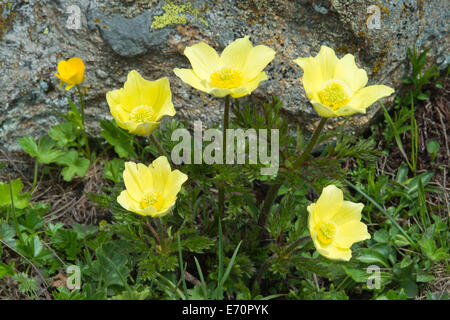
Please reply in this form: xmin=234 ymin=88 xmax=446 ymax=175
xmin=55 ymin=150 xmax=90 ymax=181
xmin=100 ymin=120 xmax=137 ymax=159
xmin=2 ymin=47 xmax=447 ymax=301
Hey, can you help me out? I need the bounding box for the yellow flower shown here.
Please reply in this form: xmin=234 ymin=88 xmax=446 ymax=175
xmin=106 ymin=70 xmax=175 ymax=136
xmin=294 ymin=46 xmax=394 ymax=117
xmin=117 ymin=156 xmax=188 ymax=218
xmin=307 ymin=185 xmax=370 ymax=261
xmin=55 ymin=57 xmax=85 ymax=90
xmin=173 ymin=36 xmax=276 ymax=98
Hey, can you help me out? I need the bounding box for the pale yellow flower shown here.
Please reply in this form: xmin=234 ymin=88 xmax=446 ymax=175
xmin=106 ymin=70 xmax=175 ymax=136
xmin=294 ymin=46 xmax=394 ymax=117
xmin=173 ymin=36 xmax=276 ymax=98
xmin=55 ymin=57 xmax=85 ymax=90
xmin=117 ymin=156 xmax=188 ymax=218
xmin=307 ymin=185 xmax=370 ymax=261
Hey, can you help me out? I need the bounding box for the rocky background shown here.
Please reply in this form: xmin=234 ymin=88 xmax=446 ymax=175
xmin=0 ymin=0 xmax=448 ymax=150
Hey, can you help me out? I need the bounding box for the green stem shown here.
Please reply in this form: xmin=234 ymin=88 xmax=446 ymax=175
xmin=8 ymin=177 xmax=24 ymax=245
xmin=150 ymin=134 xmax=169 ymax=159
xmin=292 ymin=117 xmax=327 ymax=169
xmin=76 ymin=85 xmax=90 ymax=159
xmin=218 ymin=95 xmax=230 ymax=218
xmin=31 ymin=159 xmax=38 ymax=193
xmin=259 ymin=118 xmax=328 ymax=228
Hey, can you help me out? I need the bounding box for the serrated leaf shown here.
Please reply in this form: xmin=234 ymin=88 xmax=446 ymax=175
xmin=19 ymin=136 xmax=65 ymax=164
xmin=48 ymin=122 xmax=78 ymax=148
xmin=55 ymin=150 xmax=90 ymax=181
xmin=0 ymin=178 xmax=31 ymax=209
xmin=0 ymin=223 xmax=16 ymax=247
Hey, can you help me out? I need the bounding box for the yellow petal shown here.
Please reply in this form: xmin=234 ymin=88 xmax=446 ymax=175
xmin=335 ymin=221 xmax=370 ymax=248
xmin=122 ymin=70 xmax=153 ymax=110
xmin=57 ymin=60 xmax=69 ymax=78
xmin=242 ymin=45 xmax=276 ymax=80
xmin=231 ymin=72 xmax=268 ymax=98
xmin=333 ymin=103 xmax=364 ymax=117
xmin=117 ymin=190 xmax=142 ymax=214
xmin=307 ymin=203 xmax=318 ymax=233
xmin=129 ymin=122 xmax=160 ymax=136
xmin=173 ymin=68 xmax=207 ymax=92
xmin=348 ymin=85 xmax=395 ymax=111
xmin=202 ymin=84 xmax=232 ymax=98
xmin=294 ymin=46 xmax=338 ymax=98
xmin=317 ymin=243 xmax=352 ymax=261
xmin=311 ymin=101 xmax=337 ymax=118
xmin=330 ymin=201 xmax=364 ymax=226
xmin=313 ymin=185 xmax=343 ymax=222
xmin=123 ymin=162 xmax=147 ymax=201
xmin=220 ymin=36 xmax=253 ymax=70
xmin=153 ymin=77 xmax=176 ymax=120
xmin=162 ymin=169 xmax=188 ymax=206
xmin=334 ymin=54 xmax=368 ymax=93
xmin=184 ymin=42 xmax=220 ymax=79
xmin=148 ymin=156 xmax=172 ymax=193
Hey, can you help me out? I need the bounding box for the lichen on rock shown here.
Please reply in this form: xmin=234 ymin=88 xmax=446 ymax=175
xmin=151 ymin=0 xmax=208 ymax=30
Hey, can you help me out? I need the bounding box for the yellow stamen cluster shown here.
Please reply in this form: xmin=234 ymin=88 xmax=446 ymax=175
xmin=140 ymin=190 xmax=163 ymax=210
xmin=210 ymin=67 xmax=243 ymax=89
xmin=318 ymin=80 xmax=351 ymax=111
xmin=316 ymin=222 xmax=336 ymax=245
xmin=130 ymin=105 xmax=155 ymax=123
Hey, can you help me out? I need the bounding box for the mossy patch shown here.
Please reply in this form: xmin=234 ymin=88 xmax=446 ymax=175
xmin=151 ymin=0 xmax=208 ymax=30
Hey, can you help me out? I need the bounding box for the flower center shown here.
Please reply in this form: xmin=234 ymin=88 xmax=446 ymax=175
xmin=316 ymin=222 xmax=336 ymax=245
xmin=130 ymin=105 xmax=155 ymax=123
xmin=210 ymin=67 xmax=243 ymax=89
xmin=318 ymin=79 xmax=351 ymax=110
xmin=140 ymin=190 xmax=163 ymax=211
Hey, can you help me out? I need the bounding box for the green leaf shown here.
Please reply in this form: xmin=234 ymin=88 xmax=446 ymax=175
xmin=18 ymin=136 xmax=38 ymax=157
xmin=416 ymin=93 xmax=429 ymax=100
xmin=48 ymin=122 xmax=78 ymax=148
xmin=357 ymin=249 xmax=390 ymax=268
xmin=55 ymin=150 xmax=90 ymax=181
xmin=19 ymin=136 xmax=65 ymax=164
xmin=0 ymin=223 xmax=17 ymax=247
xmin=102 ymin=158 xmax=124 ymax=183
xmin=0 ymin=178 xmax=31 ymax=209
xmin=373 ymin=229 xmax=390 ymax=244
xmin=0 ymin=261 xmax=15 ymax=279
xmin=72 ymin=223 xmax=99 ymax=240
xmin=100 ymin=120 xmax=136 ymax=158
xmin=426 ymin=140 xmax=440 ymax=159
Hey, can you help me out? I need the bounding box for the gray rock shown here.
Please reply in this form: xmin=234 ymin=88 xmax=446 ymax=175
xmin=0 ymin=0 xmax=449 ymax=151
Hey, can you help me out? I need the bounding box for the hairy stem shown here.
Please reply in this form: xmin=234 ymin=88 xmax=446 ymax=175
xmin=259 ymin=118 xmax=328 ymax=228
xmin=76 ymin=85 xmax=91 ymax=159
xmin=218 ymin=95 xmax=230 ymax=218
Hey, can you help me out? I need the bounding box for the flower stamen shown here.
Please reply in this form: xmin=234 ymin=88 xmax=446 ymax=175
xmin=316 ymin=221 xmax=336 ymax=245
xmin=210 ymin=67 xmax=243 ymax=89
xmin=318 ymin=79 xmax=351 ymax=111
xmin=140 ymin=190 xmax=163 ymax=210
xmin=130 ymin=105 xmax=155 ymax=123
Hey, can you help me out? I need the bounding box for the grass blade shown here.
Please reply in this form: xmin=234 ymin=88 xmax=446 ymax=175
xmin=344 ymin=179 xmax=415 ymax=245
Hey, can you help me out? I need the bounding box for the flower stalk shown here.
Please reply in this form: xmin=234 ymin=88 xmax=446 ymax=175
xmin=218 ymin=95 xmax=230 ymax=218
xmin=76 ymin=85 xmax=90 ymax=159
